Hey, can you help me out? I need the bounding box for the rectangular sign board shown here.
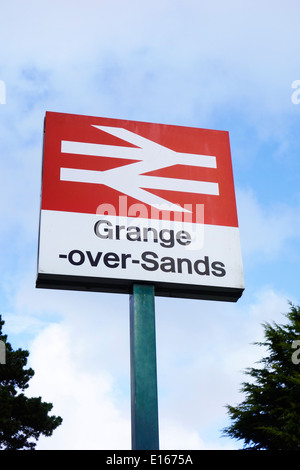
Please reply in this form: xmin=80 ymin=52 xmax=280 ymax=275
xmin=36 ymin=112 xmax=244 ymax=301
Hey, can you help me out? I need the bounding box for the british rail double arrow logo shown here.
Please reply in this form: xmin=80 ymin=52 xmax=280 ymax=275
xmin=60 ymin=126 xmax=219 ymax=213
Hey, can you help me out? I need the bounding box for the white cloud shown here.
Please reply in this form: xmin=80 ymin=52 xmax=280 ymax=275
xmin=1 ymin=0 xmax=299 ymax=126
xmin=154 ymin=288 xmax=290 ymax=449
xmin=236 ymin=187 xmax=300 ymax=262
xmin=27 ymin=322 xmax=130 ymax=450
xmin=160 ymin=420 xmax=238 ymax=450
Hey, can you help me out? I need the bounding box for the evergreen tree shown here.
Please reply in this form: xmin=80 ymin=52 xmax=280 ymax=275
xmin=0 ymin=316 xmax=62 ymax=450
xmin=223 ymin=303 xmax=300 ymax=450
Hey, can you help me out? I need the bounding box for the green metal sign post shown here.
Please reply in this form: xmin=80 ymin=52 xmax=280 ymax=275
xmin=130 ymin=284 xmax=159 ymax=450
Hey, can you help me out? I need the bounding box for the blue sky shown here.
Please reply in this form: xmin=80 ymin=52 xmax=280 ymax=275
xmin=0 ymin=0 xmax=300 ymax=449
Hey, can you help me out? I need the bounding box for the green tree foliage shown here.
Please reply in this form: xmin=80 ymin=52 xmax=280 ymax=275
xmin=223 ymin=303 xmax=300 ymax=450
xmin=0 ymin=316 xmax=62 ymax=450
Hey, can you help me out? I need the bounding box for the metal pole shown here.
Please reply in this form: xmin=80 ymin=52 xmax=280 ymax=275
xmin=130 ymin=284 xmax=159 ymax=450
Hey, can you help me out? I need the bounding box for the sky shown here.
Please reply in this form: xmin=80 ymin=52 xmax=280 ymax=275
xmin=0 ymin=0 xmax=300 ymax=450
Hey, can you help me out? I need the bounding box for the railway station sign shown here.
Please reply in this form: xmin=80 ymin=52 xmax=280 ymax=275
xmin=36 ymin=111 xmax=244 ymax=301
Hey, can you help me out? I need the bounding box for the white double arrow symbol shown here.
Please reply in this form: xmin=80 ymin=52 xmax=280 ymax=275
xmin=60 ymin=125 xmax=219 ymax=212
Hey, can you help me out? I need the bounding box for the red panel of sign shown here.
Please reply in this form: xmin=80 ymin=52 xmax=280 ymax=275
xmin=41 ymin=112 xmax=238 ymax=227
